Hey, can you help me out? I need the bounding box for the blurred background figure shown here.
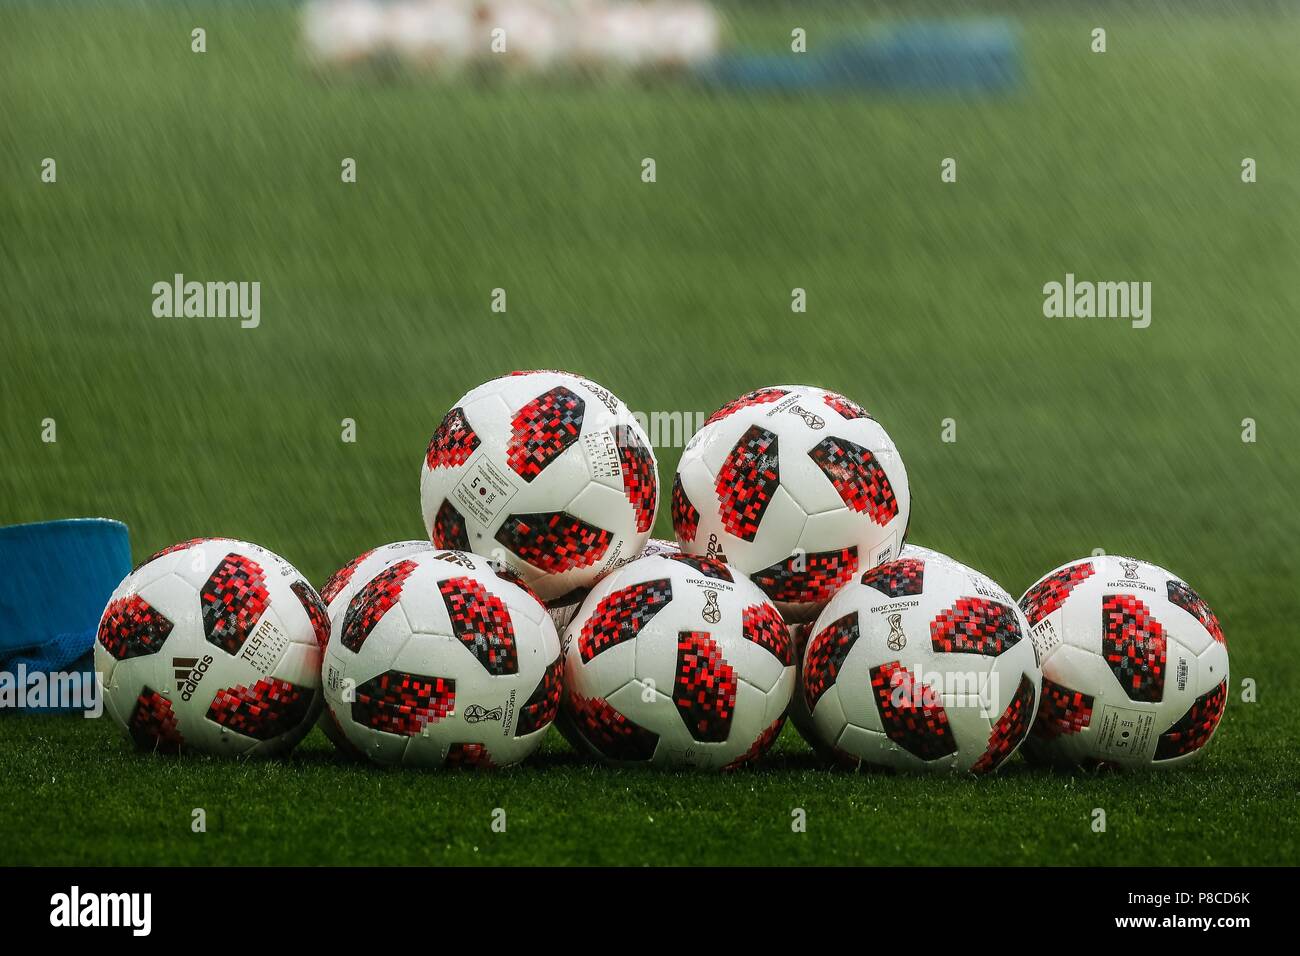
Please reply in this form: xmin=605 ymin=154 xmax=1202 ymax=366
xmin=476 ymin=0 xmax=569 ymax=73
xmin=385 ymin=0 xmax=475 ymax=73
xmin=652 ymin=1 xmax=721 ymax=70
xmin=572 ymin=0 xmax=657 ymax=73
xmin=302 ymin=0 xmax=722 ymax=75
xmin=302 ymin=0 xmax=389 ymax=67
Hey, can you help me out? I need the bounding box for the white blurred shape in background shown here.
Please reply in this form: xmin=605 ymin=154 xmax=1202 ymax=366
xmin=303 ymin=0 xmax=720 ymax=74
xmin=303 ymin=0 xmax=389 ymax=66
xmin=387 ymin=0 xmax=474 ymax=70
xmin=476 ymin=0 xmax=568 ymax=72
xmin=653 ymin=1 xmax=720 ymax=68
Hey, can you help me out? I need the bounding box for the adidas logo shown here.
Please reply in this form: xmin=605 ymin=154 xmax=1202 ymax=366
xmin=173 ymin=658 xmax=197 ymax=686
xmin=174 ymin=654 xmax=214 ymax=701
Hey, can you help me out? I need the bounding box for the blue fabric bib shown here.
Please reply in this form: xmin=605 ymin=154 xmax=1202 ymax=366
xmin=0 ymin=518 xmax=131 ymax=713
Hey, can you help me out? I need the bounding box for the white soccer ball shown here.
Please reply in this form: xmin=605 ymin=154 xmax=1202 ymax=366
xmin=322 ymin=549 xmax=562 ymax=768
xmin=559 ymin=550 xmax=794 ymax=769
xmin=94 ymin=538 xmax=327 ymax=756
xmin=315 ymin=540 xmax=433 ymax=755
xmin=1018 ymin=555 xmax=1228 ymax=769
xmin=788 ymin=542 xmax=943 ymax=755
xmin=419 ymin=369 xmax=658 ymax=606
xmin=674 ymin=384 xmax=910 ymax=622
xmin=799 ymin=552 xmax=1040 ymax=773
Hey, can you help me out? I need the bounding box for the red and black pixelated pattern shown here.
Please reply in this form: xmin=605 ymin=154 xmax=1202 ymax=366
xmin=1102 ymin=594 xmax=1166 ymax=703
xmin=494 ymin=512 xmax=612 ymax=574
xmin=870 ymin=661 xmax=958 ymax=762
xmin=971 ymin=673 xmax=1037 ymax=774
xmin=98 ymin=595 xmax=174 ymax=660
xmin=578 ymin=578 xmax=673 ymax=662
xmin=822 ymin=391 xmax=872 ymax=421
xmin=723 ymin=717 xmax=786 ymax=770
xmin=516 ymin=656 xmax=564 ymax=736
xmin=930 ymin=597 xmax=1024 ymax=656
xmin=139 ymin=536 xmax=216 ymax=569
xmin=506 ymin=386 xmax=585 ymax=481
xmin=674 ymin=632 xmax=737 ymax=743
xmin=201 ymin=553 xmax=270 ymax=656
xmin=751 ymin=547 xmax=857 ymax=605
xmin=425 ymin=406 xmax=480 ymax=470
xmin=742 ymin=601 xmax=793 ymax=666
xmin=615 ymin=427 xmax=657 ymax=533
xmin=670 ymin=474 xmax=699 ymax=543
xmin=432 ymin=499 xmax=471 ymax=551
xmin=1032 ymin=677 xmax=1094 ymax=738
xmin=703 ymin=387 xmax=789 ymax=427
xmin=1020 ymin=561 xmax=1094 ymax=626
xmin=444 ymin=743 xmax=494 ymax=769
xmin=291 ymin=580 xmax=330 ymax=651
xmin=128 ymin=687 xmax=184 ymax=753
xmin=439 ymin=576 xmax=518 ymax=676
xmin=802 ymin=612 xmax=859 ymax=711
xmin=861 ymin=558 xmax=925 ymax=598
xmin=807 ymin=436 xmax=899 ymax=526
xmin=320 ymin=548 xmax=375 ymax=605
xmin=716 ymin=425 xmax=780 ymax=542
xmin=1166 ymin=579 xmax=1226 ymax=646
xmin=1154 ymin=679 xmax=1227 ymax=760
xmin=340 ymin=559 xmax=417 ymax=653
xmin=206 ymin=677 xmax=314 ymax=741
xmin=352 ymin=670 xmax=455 ymax=736
xmin=565 ymin=692 xmax=659 ymax=761
xmin=667 ymin=553 xmax=732 ymax=581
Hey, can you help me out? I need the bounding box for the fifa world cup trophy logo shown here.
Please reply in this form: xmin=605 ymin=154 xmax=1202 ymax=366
xmin=464 ymin=704 xmax=503 ymax=724
xmin=789 ymin=405 xmax=826 ymax=430
xmin=1120 ymin=560 xmax=1139 ymax=580
xmin=886 ymin=613 xmax=907 ymax=651
xmin=702 ymin=590 xmax=722 ymax=624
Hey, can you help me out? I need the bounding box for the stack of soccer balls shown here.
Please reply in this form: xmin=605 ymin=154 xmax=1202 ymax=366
xmin=95 ymin=370 xmax=1229 ymax=773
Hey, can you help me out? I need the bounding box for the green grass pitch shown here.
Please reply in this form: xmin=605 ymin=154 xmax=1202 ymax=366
xmin=1 ymin=1 xmax=1298 ymax=865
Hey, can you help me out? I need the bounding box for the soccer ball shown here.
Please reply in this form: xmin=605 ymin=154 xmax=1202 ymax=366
xmin=1018 ymin=555 xmax=1228 ymax=769
xmin=95 ymin=538 xmax=327 ymax=756
xmin=419 ymin=369 xmax=658 ymax=608
xmin=788 ymin=542 xmax=946 ymax=756
xmin=315 ymin=540 xmax=433 ymax=756
xmin=673 ymin=384 xmax=910 ymax=622
xmin=559 ymin=550 xmax=794 ymax=769
xmin=799 ymin=552 xmax=1040 ymax=773
xmin=321 ymin=549 xmax=562 ymax=768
